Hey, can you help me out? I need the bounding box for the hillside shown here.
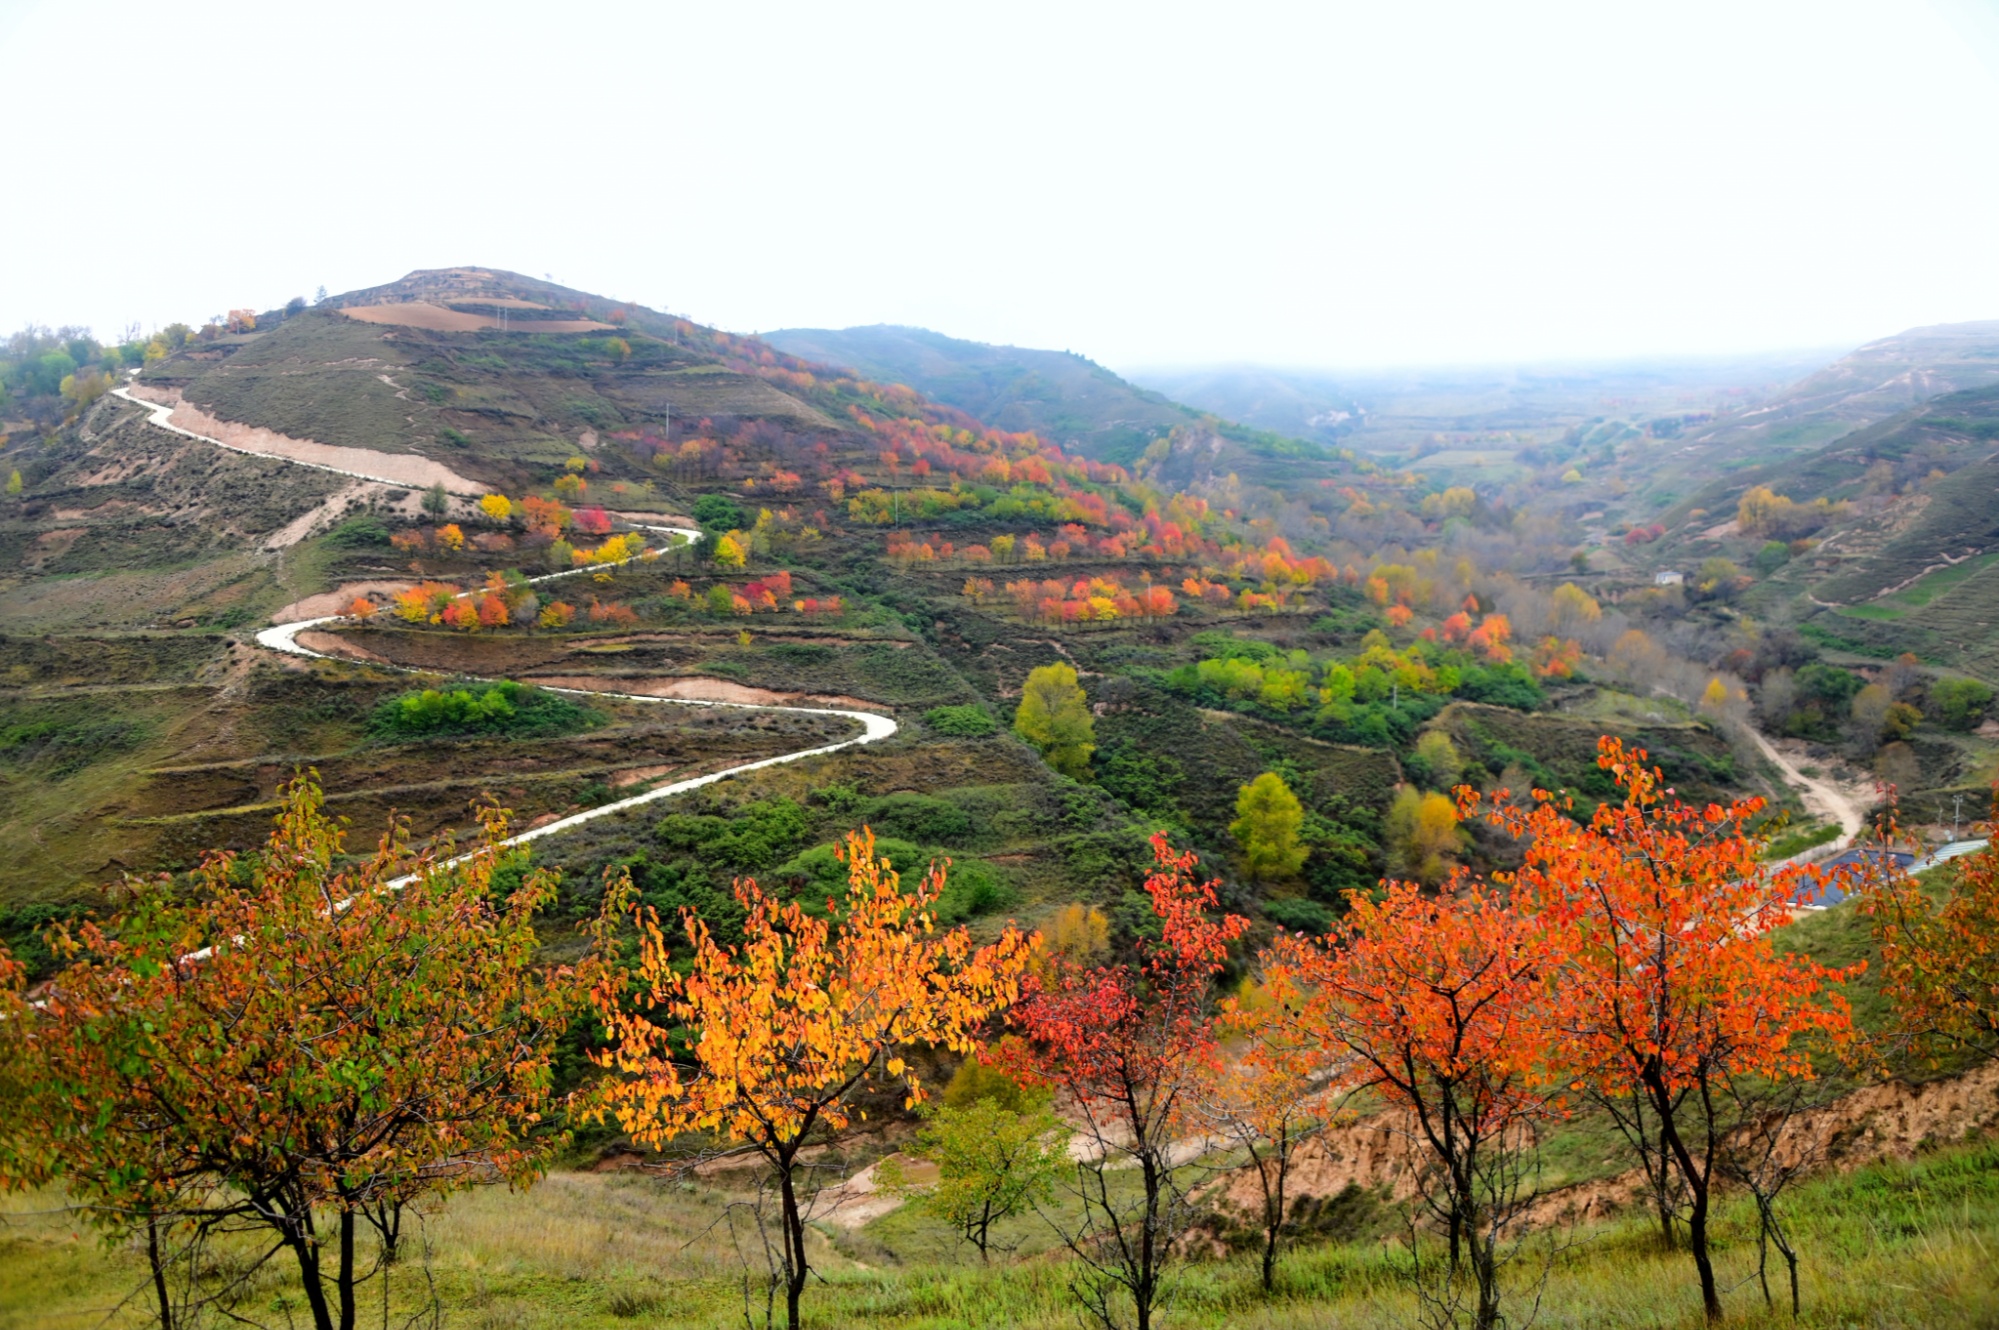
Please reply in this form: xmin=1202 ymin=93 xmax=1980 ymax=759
xmin=7 ymin=272 xmax=1999 ymax=1330
xmin=762 ymin=324 xmax=1200 ymax=465
xmin=0 ymin=264 xmax=1792 ymax=922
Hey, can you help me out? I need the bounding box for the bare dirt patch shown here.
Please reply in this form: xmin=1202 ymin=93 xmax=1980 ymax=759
xmin=292 ymin=631 xmax=390 ymax=663
xmin=129 ymin=385 xmax=490 ymax=493
xmin=525 ymin=672 xmax=878 ymax=711
xmin=271 ymin=581 xmax=415 ymax=624
xmin=339 ymin=303 xmax=614 ymax=334
xmin=609 ymin=763 xmax=678 ymax=788
xmin=261 ymin=481 xmax=388 ymax=551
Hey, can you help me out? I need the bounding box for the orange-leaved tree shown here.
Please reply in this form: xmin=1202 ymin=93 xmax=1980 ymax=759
xmin=1001 ymin=833 xmax=1248 ymax=1330
xmin=587 ymin=829 xmax=1033 ymax=1330
xmin=1494 ymin=738 xmax=1858 ymax=1323
xmin=1263 ymin=882 xmax=1552 ymax=1330
xmin=1206 ymin=977 xmax=1340 ymax=1294
xmin=1863 ymin=794 xmax=1999 ymax=1058
xmin=15 ymin=776 xmax=582 ymax=1330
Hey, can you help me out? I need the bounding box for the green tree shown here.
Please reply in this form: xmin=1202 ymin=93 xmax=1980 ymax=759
xmin=1413 ymin=730 xmax=1464 ymax=788
xmin=1231 ymin=771 xmax=1308 ymax=884
xmin=881 ymin=1071 xmax=1071 ymax=1264
xmin=1931 ymin=677 xmax=1994 ymax=732
xmin=1014 ymin=662 xmax=1095 ymax=778
xmin=421 ymin=482 xmax=449 ymax=516
xmin=4 ymin=470 xmax=19 ymax=498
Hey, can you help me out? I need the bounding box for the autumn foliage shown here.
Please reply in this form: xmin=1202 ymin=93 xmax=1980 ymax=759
xmin=588 ymin=830 xmax=1034 ymax=1330
xmin=1864 ymin=795 xmax=1999 ymax=1057
xmin=1001 ymin=834 xmax=1248 ymax=1330
xmin=7 ymin=778 xmax=582 ymax=1330
xmin=1487 ymin=738 xmax=1859 ymax=1320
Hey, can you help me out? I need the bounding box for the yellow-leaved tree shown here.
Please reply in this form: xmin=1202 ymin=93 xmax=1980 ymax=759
xmin=588 ymin=830 xmax=1034 ymax=1330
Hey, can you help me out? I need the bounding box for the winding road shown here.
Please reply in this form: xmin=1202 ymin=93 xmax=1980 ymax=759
xmin=107 ymin=380 xmax=900 ymax=877
xmin=1743 ymin=725 xmax=1865 ymax=852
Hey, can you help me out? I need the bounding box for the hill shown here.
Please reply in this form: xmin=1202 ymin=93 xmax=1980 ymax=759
xmin=762 ymin=322 xmax=1357 ymax=489
xmin=762 ymin=324 xmax=1199 ymax=465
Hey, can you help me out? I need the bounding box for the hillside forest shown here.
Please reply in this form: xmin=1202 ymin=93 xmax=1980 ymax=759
xmin=1 ymin=269 xmax=1997 ymax=1330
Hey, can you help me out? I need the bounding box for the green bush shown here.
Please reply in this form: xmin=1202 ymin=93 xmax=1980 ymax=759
xmin=370 ymin=680 xmax=604 ymax=740
xmin=326 ymin=516 xmax=390 ymax=548
xmin=656 ymin=797 xmax=813 ymax=874
xmin=1263 ymin=896 xmax=1333 ymax=934
xmin=925 ymin=704 xmax=996 ymax=736
xmin=1754 ymin=539 xmax=1791 ymax=574
xmin=1931 ymin=677 xmax=1994 ymax=731
xmin=860 ymin=793 xmax=976 ymax=845
xmin=692 ymin=494 xmax=744 ymax=531
xmin=769 ymin=838 xmax=1014 ymax=923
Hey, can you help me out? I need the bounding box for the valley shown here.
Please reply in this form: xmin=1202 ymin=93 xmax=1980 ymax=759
xmin=4 ymin=270 xmax=1998 ymax=1330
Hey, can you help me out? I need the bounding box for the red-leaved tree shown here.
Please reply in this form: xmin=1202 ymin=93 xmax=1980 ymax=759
xmin=1263 ymin=882 xmax=1552 ymax=1330
xmin=1494 ymin=738 xmax=1858 ymax=1322
xmin=1001 ymin=834 xmax=1247 ymax=1330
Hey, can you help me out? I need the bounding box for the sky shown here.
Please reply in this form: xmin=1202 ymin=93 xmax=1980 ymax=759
xmin=2 ymin=0 xmax=1997 ymax=370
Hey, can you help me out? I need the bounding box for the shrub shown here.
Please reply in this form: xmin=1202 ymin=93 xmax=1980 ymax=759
xmin=1931 ymin=677 xmax=1994 ymax=731
xmin=861 ymin=793 xmax=976 ymax=845
xmin=925 ymin=703 xmax=997 ymax=737
xmin=326 ymin=516 xmax=390 ymax=548
xmin=1263 ymin=896 xmax=1334 ymax=934
xmin=692 ymin=493 xmax=744 ymax=531
xmin=370 ymin=680 xmax=604 ymax=740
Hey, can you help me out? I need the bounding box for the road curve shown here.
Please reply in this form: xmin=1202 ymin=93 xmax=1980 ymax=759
xmin=258 ymin=606 xmax=896 ymax=881
xmin=1744 ymin=724 xmax=1865 ymax=853
xmin=107 ymin=379 xmax=898 ymax=877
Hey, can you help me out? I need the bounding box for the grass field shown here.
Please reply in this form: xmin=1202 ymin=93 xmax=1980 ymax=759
xmin=4 ymin=1133 xmax=1994 ymax=1329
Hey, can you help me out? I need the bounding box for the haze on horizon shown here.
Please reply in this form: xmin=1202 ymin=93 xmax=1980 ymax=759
xmin=3 ymin=0 xmax=1997 ymax=372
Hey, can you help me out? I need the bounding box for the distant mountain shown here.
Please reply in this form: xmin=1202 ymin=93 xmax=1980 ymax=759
xmin=1615 ymin=321 xmax=1999 ymax=514
xmin=1128 ymin=355 xmax=1839 ymax=455
xmin=761 ymin=325 xmax=1205 ymax=467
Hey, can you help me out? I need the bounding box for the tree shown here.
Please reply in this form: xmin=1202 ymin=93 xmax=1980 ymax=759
xmin=588 ymin=830 xmax=1032 ymax=1330
xmin=1491 ymin=738 xmax=1858 ymax=1322
xmin=880 ymin=1082 xmax=1071 ymax=1263
xmin=1231 ymin=771 xmax=1308 ymax=883
xmin=1386 ymin=786 xmax=1460 ymax=884
xmin=1014 ymin=661 xmax=1095 ymax=779
xmin=1929 ymin=677 xmax=1994 ymax=731
xmin=1208 ymin=980 xmax=1335 ymax=1293
xmin=478 ymin=492 xmax=513 ymax=523
xmin=5 ymin=470 xmax=20 ymax=497
xmin=1864 ymin=803 xmax=1999 ymax=1057
xmin=17 ymin=777 xmax=583 ymax=1330
xmin=421 ymin=482 xmax=448 ymax=516
xmin=1002 ymin=834 xmax=1248 ymax=1330
xmin=1414 ymin=730 xmax=1464 ymax=788
xmin=1265 ymin=883 xmax=1552 ymax=1330
xmin=712 ymin=532 xmax=747 ymax=569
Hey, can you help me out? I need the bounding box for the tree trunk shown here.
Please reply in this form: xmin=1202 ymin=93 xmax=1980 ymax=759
xmin=338 ymin=1206 xmax=356 ymax=1330
xmin=1135 ymin=1153 xmax=1159 ymax=1330
xmin=1262 ymin=1148 xmax=1284 ymax=1294
xmin=778 ymin=1161 xmax=808 ymax=1330
xmin=146 ymin=1212 xmax=175 ymax=1330
xmin=286 ymin=1218 xmax=336 ymax=1330
xmin=1646 ymin=1068 xmax=1721 ymax=1322
xmin=1473 ymin=1230 xmax=1501 ymax=1330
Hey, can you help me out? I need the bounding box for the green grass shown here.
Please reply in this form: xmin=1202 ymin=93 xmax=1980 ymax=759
xmin=1764 ymin=822 xmax=1842 ymax=859
xmin=5 ymin=1136 xmax=1995 ymax=1329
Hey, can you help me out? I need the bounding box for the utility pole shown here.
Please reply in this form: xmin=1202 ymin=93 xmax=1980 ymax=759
xmin=1953 ymin=793 xmax=1966 ymax=842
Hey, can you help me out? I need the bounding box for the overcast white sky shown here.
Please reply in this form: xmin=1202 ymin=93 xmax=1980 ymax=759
xmin=2 ymin=0 xmax=1996 ymax=369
